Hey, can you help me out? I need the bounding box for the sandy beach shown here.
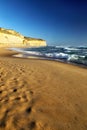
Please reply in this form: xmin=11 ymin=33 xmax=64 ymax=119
xmin=0 ymin=48 xmax=87 ymax=130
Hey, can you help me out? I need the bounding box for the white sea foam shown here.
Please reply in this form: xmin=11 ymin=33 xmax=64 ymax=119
xmin=68 ymin=54 xmax=78 ymax=60
xmin=13 ymin=54 xmax=24 ymax=58
xmin=65 ymin=47 xmax=79 ymax=51
xmin=45 ymin=53 xmax=54 ymax=57
xmin=68 ymin=55 xmax=85 ymax=61
xmin=45 ymin=53 xmax=69 ymax=59
xmin=53 ymin=53 xmax=68 ymax=59
xmin=24 ymin=51 xmax=42 ymax=56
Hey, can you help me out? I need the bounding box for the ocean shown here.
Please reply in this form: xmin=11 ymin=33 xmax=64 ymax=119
xmin=10 ymin=46 xmax=87 ymax=67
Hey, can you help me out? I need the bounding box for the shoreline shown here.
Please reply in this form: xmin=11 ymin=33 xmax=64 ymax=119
xmin=0 ymin=47 xmax=87 ymax=130
xmin=8 ymin=47 xmax=87 ymax=69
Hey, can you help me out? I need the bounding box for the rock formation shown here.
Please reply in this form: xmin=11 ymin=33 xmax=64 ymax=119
xmin=0 ymin=28 xmax=47 ymax=47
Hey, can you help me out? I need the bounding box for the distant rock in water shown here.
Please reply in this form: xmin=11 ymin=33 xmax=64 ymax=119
xmin=0 ymin=27 xmax=47 ymax=47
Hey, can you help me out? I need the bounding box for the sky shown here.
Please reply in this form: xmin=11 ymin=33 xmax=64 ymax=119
xmin=0 ymin=0 xmax=87 ymax=46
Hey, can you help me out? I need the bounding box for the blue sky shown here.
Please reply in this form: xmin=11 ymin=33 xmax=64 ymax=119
xmin=0 ymin=0 xmax=87 ymax=46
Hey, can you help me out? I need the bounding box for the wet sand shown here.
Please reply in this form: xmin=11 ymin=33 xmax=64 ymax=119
xmin=0 ymin=48 xmax=87 ymax=130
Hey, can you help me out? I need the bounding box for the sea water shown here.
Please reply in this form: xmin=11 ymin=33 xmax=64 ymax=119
xmin=10 ymin=46 xmax=87 ymax=67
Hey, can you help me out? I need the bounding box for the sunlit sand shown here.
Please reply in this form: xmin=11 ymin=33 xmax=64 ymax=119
xmin=0 ymin=48 xmax=87 ymax=130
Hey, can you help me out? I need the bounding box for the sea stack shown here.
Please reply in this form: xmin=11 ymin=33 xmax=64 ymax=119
xmin=0 ymin=27 xmax=47 ymax=47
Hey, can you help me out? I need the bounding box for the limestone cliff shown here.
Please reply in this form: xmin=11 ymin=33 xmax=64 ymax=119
xmin=0 ymin=28 xmax=47 ymax=47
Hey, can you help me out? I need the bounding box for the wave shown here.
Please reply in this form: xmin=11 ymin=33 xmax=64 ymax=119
xmin=45 ymin=53 xmax=68 ymax=59
xmin=10 ymin=46 xmax=87 ymax=66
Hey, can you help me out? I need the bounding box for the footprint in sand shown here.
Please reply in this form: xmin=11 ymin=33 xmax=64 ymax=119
xmin=28 ymin=121 xmax=36 ymax=129
xmin=17 ymin=68 xmax=25 ymax=75
xmin=8 ymin=90 xmax=33 ymax=103
xmin=0 ymin=89 xmax=37 ymax=130
xmin=0 ymin=93 xmax=9 ymax=104
xmin=0 ymin=83 xmax=5 ymax=87
xmin=12 ymin=114 xmax=36 ymax=130
xmin=0 ymin=76 xmax=4 ymax=81
xmin=0 ymin=109 xmax=9 ymax=128
xmin=13 ymin=88 xmax=17 ymax=92
xmin=15 ymin=97 xmax=21 ymax=101
xmin=26 ymin=107 xmax=32 ymax=114
xmin=0 ymin=90 xmax=3 ymax=94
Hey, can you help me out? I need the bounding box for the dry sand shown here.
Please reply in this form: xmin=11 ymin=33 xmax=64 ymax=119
xmin=0 ymin=48 xmax=87 ymax=130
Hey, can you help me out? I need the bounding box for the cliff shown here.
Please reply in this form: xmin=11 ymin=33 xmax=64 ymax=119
xmin=0 ymin=28 xmax=47 ymax=47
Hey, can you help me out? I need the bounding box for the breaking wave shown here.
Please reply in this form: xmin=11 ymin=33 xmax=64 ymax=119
xmin=10 ymin=45 xmax=87 ymax=66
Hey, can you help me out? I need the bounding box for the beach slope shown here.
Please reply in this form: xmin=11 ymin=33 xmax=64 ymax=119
xmin=0 ymin=48 xmax=87 ymax=130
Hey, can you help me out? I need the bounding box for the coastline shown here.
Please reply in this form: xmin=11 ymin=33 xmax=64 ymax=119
xmin=8 ymin=47 xmax=87 ymax=69
xmin=0 ymin=47 xmax=87 ymax=130
xmin=9 ymin=47 xmax=87 ymax=69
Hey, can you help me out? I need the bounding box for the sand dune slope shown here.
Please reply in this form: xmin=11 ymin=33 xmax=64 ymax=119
xmin=0 ymin=49 xmax=87 ymax=130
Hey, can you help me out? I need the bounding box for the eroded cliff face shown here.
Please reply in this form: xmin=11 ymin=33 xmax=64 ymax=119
xmin=0 ymin=28 xmax=47 ymax=47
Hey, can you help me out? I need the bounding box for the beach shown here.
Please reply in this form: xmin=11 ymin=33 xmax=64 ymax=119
xmin=0 ymin=48 xmax=87 ymax=130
